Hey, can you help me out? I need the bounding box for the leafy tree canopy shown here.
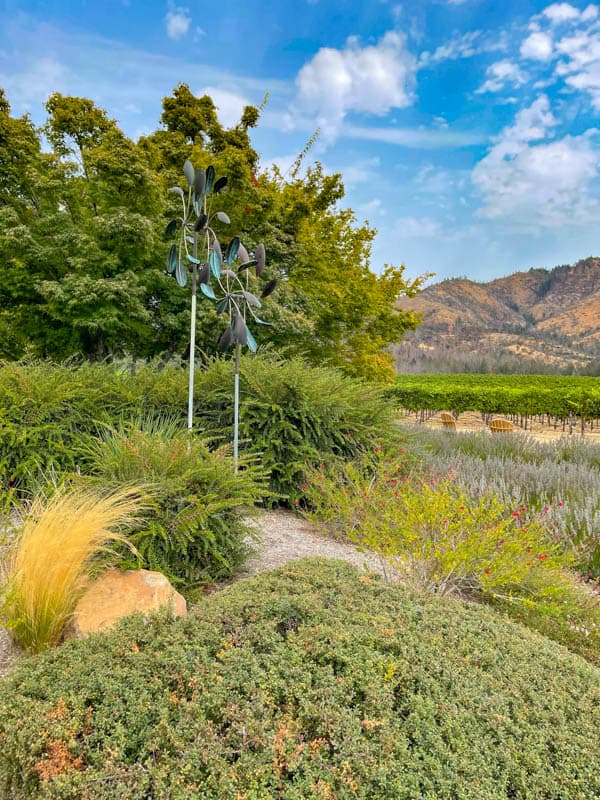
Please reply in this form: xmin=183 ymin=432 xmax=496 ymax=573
xmin=0 ymin=84 xmax=423 ymax=379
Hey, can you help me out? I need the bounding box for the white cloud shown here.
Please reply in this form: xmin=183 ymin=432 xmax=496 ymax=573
xmin=341 ymin=156 xmax=381 ymax=185
xmin=582 ymin=5 xmax=600 ymax=21
xmin=356 ymin=198 xmax=385 ymax=219
xmin=165 ymin=6 xmax=191 ymax=40
xmin=396 ymin=216 xmax=442 ymax=237
xmin=520 ymin=31 xmax=554 ymax=60
xmin=543 ymin=3 xmax=583 ymax=24
xmin=295 ymin=31 xmax=416 ymax=137
xmin=197 ymin=86 xmax=249 ymax=127
xmin=0 ymin=56 xmax=65 ymax=110
xmin=421 ymin=31 xmax=481 ymax=65
xmin=419 ymin=30 xmax=507 ymax=67
xmin=555 ymin=26 xmax=600 ymax=108
xmin=472 ymin=96 xmax=600 ymax=227
xmin=476 ymin=59 xmax=527 ymax=93
xmin=343 ymin=123 xmax=487 ymax=148
xmin=413 ymin=164 xmax=469 ymax=198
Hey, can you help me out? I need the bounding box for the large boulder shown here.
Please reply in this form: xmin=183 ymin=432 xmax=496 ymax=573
xmin=68 ymin=569 xmax=187 ymax=638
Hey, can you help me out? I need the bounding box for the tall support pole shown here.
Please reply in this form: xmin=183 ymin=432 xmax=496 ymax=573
xmin=233 ymin=343 xmax=240 ymax=472
xmin=187 ymin=233 xmax=198 ymax=431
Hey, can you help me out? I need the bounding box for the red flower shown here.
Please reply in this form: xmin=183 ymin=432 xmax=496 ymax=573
xmin=442 ymin=519 xmax=449 ymax=526
xmin=484 ymin=569 xmax=491 ymax=576
xmin=544 ymin=506 xmax=550 ymax=512
xmin=558 ymin=501 xmax=564 ymax=507
xmin=459 ymin=506 xmax=465 ymax=511
xmin=512 ymin=512 xmax=520 ymax=518
xmin=538 ymin=553 xmax=548 ymax=561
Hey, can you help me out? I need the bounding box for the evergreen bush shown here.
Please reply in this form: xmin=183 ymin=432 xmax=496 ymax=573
xmin=82 ymin=418 xmax=266 ymax=587
xmin=193 ymin=353 xmax=399 ymax=502
xmin=0 ymin=560 xmax=598 ymax=799
xmin=0 ymin=357 xmax=397 ymax=502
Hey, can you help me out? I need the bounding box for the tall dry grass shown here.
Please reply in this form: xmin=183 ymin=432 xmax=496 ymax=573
xmin=0 ymin=486 xmax=144 ymax=653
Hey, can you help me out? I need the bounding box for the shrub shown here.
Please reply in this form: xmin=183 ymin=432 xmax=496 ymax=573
xmin=302 ymin=453 xmax=600 ymax=665
xmin=193 ymin=353 xmax=400 ymax=502
xmin=400 ymin=427 xmax=600 ymax=576
xmin=0 ymin=357 xmax=398 ymax=503
xmin=0 ymin=361 xmax=135 ymax=492
xmin=0 ymin=487 xmax=142 ymax=653
xmin=0 ymin=560 xmax=599 ymax=799
xmin=82 ymin=418 xmax=266 ymax=587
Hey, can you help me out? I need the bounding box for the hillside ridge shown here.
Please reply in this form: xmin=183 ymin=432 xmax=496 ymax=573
xmin=395 ymin=257 xmax=600 ymax=373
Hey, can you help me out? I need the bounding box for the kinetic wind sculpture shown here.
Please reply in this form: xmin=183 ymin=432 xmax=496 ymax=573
xmin=165 ymin=159 xmax=277 ymax=470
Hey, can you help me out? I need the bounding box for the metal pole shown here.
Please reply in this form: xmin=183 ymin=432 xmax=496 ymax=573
xmin=233 ymin=343 xmax=240 ymax=472
xmin=187 ymin=234 xmax=198 ymax=431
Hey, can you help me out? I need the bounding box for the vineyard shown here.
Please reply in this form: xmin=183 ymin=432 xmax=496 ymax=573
xmin=390 ymin=374 xmax=600 ymax=433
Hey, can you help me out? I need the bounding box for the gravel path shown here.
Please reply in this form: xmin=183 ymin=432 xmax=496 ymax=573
xmin=242 ymin=509 xmax=395 ymax=579
xmin=0 ymin=510 xmax=394 ymax=678
xmin=0 ymin=627 xmax=16 ymax=678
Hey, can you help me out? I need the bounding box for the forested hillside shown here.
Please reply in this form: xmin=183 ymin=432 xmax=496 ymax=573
xmin=395 ymin=258 xmax=600 ymax=374
xmin=0 ymin=85 xmax=422 ymax=380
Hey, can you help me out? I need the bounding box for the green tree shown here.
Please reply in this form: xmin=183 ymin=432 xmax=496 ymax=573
xmin=0 ymin=85 xmax=422 ymax=375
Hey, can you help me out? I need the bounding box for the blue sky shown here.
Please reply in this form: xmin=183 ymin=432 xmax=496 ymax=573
xmin=1 ymin=0 xmax=600 ymax=283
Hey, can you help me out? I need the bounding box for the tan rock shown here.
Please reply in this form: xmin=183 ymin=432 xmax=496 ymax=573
xmin=68 ymin=569 xmax=187 ymax=638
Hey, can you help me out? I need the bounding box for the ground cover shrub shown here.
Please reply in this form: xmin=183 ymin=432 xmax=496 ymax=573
xmin=0 ymin=559 xmax=598 ymax=799
xmin=401 ymin=427 xmax=600 ymax=576
xmin=193 ymin=353 xmax=400 ymax=502
xmin=302 ymin=454 xmax=600 ymax=665
xmin=0 ymin=487 xmax=142 ymax=653
xmin=82 ymin=418 xmax=266 ymax=587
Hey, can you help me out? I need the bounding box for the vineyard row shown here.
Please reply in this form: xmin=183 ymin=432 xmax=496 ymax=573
xmin=390 ymin=374 xmax=600 ymax=426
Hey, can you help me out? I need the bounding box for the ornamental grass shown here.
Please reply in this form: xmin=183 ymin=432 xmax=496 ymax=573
xmin=0 ymin=486 xmax=144 ymax=653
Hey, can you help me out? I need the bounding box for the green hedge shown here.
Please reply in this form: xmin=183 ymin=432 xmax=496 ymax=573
xmin=1 ymin=559 xmax=598 ymax=799
xmin=0 ymin=356 xmax=397 ymax=501
xmin=193 ymin=354 xmax=399 ymax=502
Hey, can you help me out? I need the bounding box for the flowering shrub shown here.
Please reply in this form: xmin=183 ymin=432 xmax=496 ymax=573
xmin=302 ymin=451 xmax=600 ymax=664
xmin=399 ymin=427 xmax=600 ymax=577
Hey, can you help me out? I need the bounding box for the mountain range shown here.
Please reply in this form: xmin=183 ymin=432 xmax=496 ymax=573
xmin=395 ymin=257 xmax=600 ymax=374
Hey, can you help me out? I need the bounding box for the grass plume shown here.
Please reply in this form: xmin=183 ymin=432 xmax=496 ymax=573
xmin=0 ymin=486 xmax=144 ymax=653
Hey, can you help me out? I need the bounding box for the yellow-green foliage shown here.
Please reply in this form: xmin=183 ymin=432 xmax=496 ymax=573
xmin=0 ymin=487 xmax=143 ymax=653
xmin=303 ymin=453 xmax=600 ymax=664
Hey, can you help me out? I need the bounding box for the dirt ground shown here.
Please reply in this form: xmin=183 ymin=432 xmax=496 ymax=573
xmin=398 ymin=409 xmax=600 ymax=442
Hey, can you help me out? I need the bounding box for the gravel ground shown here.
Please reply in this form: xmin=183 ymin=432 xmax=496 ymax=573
xmin=0 ymin=627 xmax=17 ymax=678
xmin=242 ymin=509 xmax=396 ymax=580
xmin=0 ymin=510 xmax=396 ymax=678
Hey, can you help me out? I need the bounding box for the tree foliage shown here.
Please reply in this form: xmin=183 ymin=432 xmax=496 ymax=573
xmin=0 ymin=84 xmax=422 ymax=378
